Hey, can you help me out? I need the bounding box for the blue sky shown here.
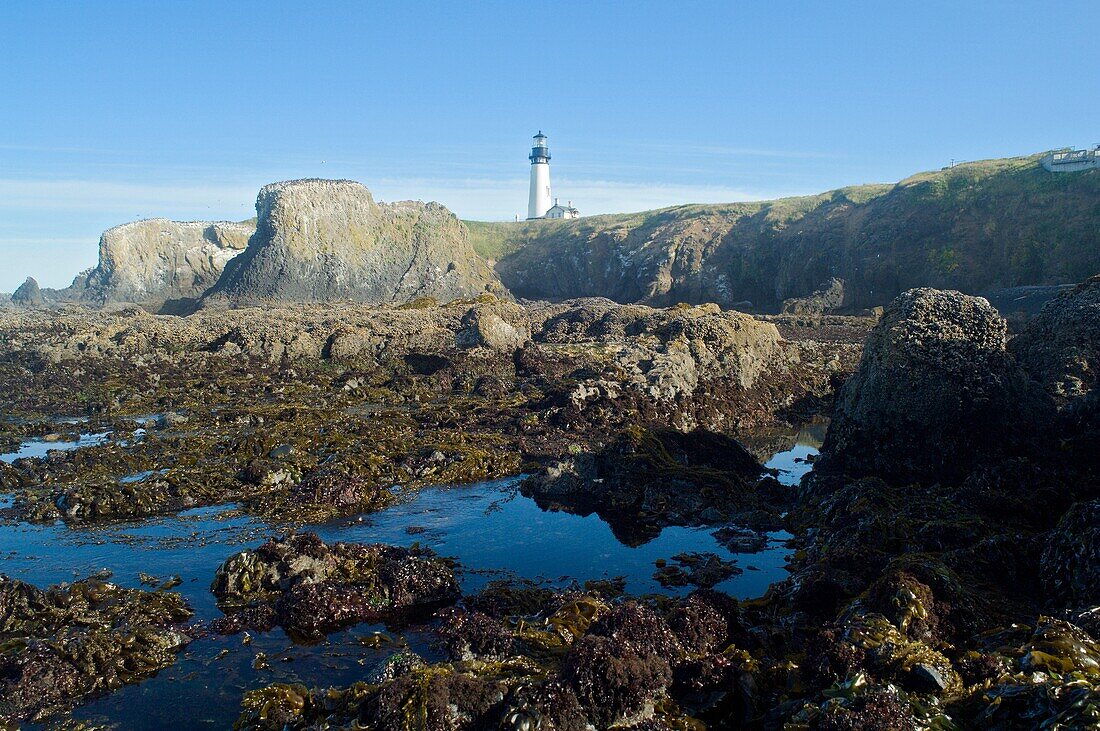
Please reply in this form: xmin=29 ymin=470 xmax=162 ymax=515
xmin=1 ymin=1 xmax=1098 ymax=291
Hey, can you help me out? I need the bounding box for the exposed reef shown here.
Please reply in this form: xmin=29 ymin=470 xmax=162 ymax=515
xmin=0 ymin=574 xmax=192 ymax=725
xmin=0 ymin=298 xmax=853 ymax=527
xmin=211 ymin=532 xmax=460 ymax=640
xmin=6 ymin=274 xmax=1100 ymax=727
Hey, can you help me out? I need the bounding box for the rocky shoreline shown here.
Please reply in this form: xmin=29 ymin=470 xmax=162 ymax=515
xmin=0 ymin=276 xmax=1097 ymax=728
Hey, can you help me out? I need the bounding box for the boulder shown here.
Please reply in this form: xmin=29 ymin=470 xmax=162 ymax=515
xmin=819 ymin=288 xmax=1047 ymax=484
xmin=206 ymin=179 xmax=502 ymax=306
xmin=455 ymin=301 xmax=531 ymax=351
xmin=1012 ymin=275 xmax=1100 ymax=419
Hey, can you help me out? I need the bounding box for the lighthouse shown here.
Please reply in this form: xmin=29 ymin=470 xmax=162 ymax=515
xmin=527 ymin=131 xmax=552 ymax=219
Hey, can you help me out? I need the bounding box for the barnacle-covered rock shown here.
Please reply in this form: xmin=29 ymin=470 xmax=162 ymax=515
xmin=436 ymin=607 xmax=515 ymax=661
xmin=1012 ymin=274 xmax=1100 ymax=414
xmin=211 ymin=532 xmax=460 ymax=639
xmin=0 ymin=575 xmax=192 ymax=725
xmin=819 ymin=287 xmax=1049 ymax=484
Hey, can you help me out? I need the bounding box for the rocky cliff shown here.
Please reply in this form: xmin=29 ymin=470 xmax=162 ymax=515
xmin=10 ymin=277 xmax=45 ymax=307
xmin=71 ymin=218 xmax=253 ymax=311
xmin=206 ymin=179 xmax=501 ymax=307
xmin=473 ymin=154 xmax=1100 ymax=312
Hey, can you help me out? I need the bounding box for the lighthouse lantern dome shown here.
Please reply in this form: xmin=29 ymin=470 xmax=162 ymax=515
xmin=530 ymin=131 xmax=550 ymax=163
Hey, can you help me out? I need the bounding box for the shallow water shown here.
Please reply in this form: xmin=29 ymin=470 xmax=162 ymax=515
xmin=1 ymin=428 xmax=818 ymax=728
xmin=763 ymin=420 xmax=825 ymax=486
xmin=0 ymin=430 xmax=112 ymax=463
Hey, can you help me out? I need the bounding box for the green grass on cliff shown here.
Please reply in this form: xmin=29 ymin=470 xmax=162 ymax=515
xmin=463 ymin=152 xmax=1100 ymax=309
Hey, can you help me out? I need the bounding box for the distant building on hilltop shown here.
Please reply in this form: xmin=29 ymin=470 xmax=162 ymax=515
xmin=1041 ymin=145 xmax=1100 ymax=172
xmin=546 ymin=198 xmax=580 ymax=219
xmin=527 ymin=131 xmax=579 ymax=219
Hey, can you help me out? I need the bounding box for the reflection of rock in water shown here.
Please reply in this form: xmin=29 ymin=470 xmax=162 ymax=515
xmin=521 ymin=427 xmax=792 ymax=546
xmin=741 ymin=416 xmax=828 ymax=463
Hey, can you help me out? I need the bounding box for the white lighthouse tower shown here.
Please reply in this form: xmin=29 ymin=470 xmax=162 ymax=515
xmin=527 ymin=131 xmax=552 ymax=219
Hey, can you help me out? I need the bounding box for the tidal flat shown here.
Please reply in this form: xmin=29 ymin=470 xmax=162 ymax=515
xmin=1 ymin=286 xmax=1098 ymax=729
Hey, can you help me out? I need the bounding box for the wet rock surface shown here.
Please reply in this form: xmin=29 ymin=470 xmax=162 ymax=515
xmin=211 ymin=532 xmax=460 ymax=639
xmin=0 ymin=298 xmax=850 ymax=529
xmin=0 ymin=574 xmax=192 ymax=725
xmin=522 ymin=426 xmax=788 ymax=544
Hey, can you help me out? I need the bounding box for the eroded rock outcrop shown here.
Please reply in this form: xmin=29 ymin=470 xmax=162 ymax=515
xmin=207 ymin=179 xmax=502 ymax=306
xmin=10 ymin=277 xmax=45 ymax=307
xmin=819 ymin=287 xmax=1049 ymax=484
xmin=781 ymin=277 xmax=846 ymax=315
xmin=72 ymin=218 xmax=252 ymax=311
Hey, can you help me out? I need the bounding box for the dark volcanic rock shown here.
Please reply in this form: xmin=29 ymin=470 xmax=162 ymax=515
xmin=211 ymin=532 xmax=460 ymax=638
xmin=1041 ymin=500 xmax=1100 ymax=606
xmin=1012 ymin=274 xmax=1100 ymax=426
xmin=819 ymin=287 xmax=1049 ymax=484
xmin=10 ymin=277 xmax=45 ymax=307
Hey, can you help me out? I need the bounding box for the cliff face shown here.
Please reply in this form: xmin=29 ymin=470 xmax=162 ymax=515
xmin=206 ymin=179 xmax=501 ymax=306
xmin=475 ymin=155 xmax=1100 ymax=311
xmin=73 ymin=218 xmax=253 ymax=310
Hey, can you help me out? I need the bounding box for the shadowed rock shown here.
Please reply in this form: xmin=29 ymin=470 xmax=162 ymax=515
xmin=1012 ymin=274 xmax=1100 ymax=423
xmin=818 ymin=287 xmax=1049 ymax=484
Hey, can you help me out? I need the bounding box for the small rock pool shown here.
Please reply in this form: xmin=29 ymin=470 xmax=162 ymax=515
xmin=1 ymin=423 xmax=822 ymax=728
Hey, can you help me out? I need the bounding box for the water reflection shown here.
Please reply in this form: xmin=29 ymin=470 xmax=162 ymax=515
xmin=1 ymin=424 xmax=821 ymax=729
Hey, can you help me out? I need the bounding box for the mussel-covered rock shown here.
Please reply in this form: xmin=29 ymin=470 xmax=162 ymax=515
xmin=1012 ymin=274 xmax=1100 ymax=414
xmin=0 ymin=574 xmax=192 ymax=724
xmin=211 ymin=532 xmax=460 ymax=638
xmin=819 ymin=287 xmax=1049 ymax=484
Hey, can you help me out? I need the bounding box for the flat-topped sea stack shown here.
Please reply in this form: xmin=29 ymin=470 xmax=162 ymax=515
xmin=73 ymin=218 xmax=253 ymax=312
xmin=205 ymin=179 xmax=502 ymax=307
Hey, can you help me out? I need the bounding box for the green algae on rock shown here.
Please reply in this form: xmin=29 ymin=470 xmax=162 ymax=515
xmin=0 ymin=574 xmax=193 ymax=725
xmin=211 ymin=532 xmax=461 ymax=640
